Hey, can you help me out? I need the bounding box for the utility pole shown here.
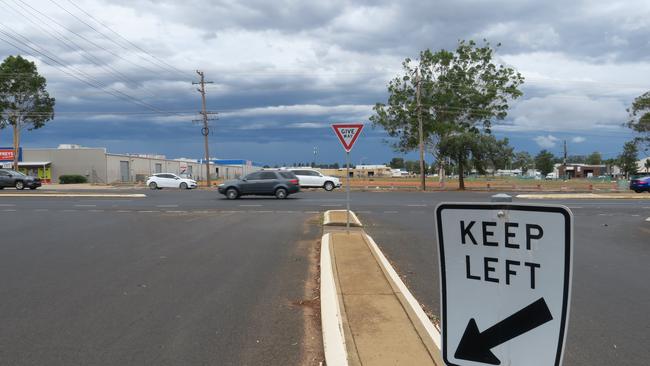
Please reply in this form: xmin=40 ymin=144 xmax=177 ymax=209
xmin=416 ymin=68 xmax=426 ymax=191
xmin=563 ymin=139 xmax=568 ymax=180
xmin=193 ymin=70 xmax=216 ymax=187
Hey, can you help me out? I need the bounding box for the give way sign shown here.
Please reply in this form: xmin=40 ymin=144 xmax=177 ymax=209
xmin=332 ymin=123 xmax=364 ymax=152
xmin=436 ymin=203 xmax=573 ymax=366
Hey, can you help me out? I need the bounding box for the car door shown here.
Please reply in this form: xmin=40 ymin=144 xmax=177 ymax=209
xmin=159 ymin=174 xmax=176 ymax=188
xmin=240 ymin=171 xmax=263 ymax=194
xmin=0 ymin=170 xmax=11 ymax=187
xmin=258 ymin=171 xmax=279 ymax=193
xmin=294 ymin=170 xmax=313 ymax=187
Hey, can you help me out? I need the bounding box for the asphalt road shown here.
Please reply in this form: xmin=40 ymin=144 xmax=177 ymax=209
xmin=0 ymin=188 xmax=648 ymax=365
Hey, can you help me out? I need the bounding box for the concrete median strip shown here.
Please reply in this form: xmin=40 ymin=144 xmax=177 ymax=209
xmin=517 ymin=193 xmax=650 ymax=199
xmin=323 ymin=209 xmax=363 ymax=227
xmin=320 ymin=210 xmax=442 ymax=366
xmin=0 ymin=193 xmax=146 ymax=198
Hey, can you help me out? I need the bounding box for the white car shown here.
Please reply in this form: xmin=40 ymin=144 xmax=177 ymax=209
xmin=288 ymin=168 xmax=341 ymax=191
xmin=146 ymin=173 xmax=197 ymax=189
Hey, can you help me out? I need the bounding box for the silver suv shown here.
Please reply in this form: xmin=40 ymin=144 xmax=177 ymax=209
xmin=288 ymin=168 xmax=341 ymax=191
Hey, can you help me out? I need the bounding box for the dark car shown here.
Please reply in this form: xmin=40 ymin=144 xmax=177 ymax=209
xmin=217 ymin=170 xmax=300 ymax=199
xmin=630 ymin=175 xmax=650 ymax=193
xmin=0 ymin=169 xmax=42 ymax=190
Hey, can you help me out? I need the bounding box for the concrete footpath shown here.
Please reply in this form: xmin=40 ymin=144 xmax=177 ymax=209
xmin=320 ymin=210 xmax=442 ymax=366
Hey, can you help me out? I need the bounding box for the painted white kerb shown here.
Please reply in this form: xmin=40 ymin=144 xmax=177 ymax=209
xmin=320 ymin=233 xmax=349 ymax=366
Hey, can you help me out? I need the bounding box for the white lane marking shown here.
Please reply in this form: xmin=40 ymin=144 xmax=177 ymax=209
xmin=165 ymin=210 xmax=187 ymax=213
xmin=251 ymin=210 xmax=273 ymax=213
xmin=568 ymin=206 xmax=583 ymax=209
xmin=356 ymin=210 xmax=371 ymax=214
xmin=383 ymin=210 xmax=399 ymax=214
xmin=116 ymin=210 xmax=131 ymax=213
xmin=240 ymin=204 xmax=262 ymax=207
xmin=631 ymin=214 xmax=640 ymax=217
xmin=34 ymin=209 xmax=49 ymax=212
xmin=61 ymin=209 xmax=77 ymax=212
xmin=0 ymin=204 xmax=16 ymax=207
xmin=276 ymin=210 xmax=296 ymax=213
xmin=304 ymin=211 xmax=320 ymax=214
xmin=194 ymin=210 xmax=212 ymax=214
xmin=88 ymin=209 xmax=104 ymax=212
xmin=75 ymin=204 xmax=97 ymax=207
xmin=156 ymin=204 xmax=179 ymax=208
xmin=407 ymin=204 xmax=427 ymax=207
xmin=137 ymin=210 xmax=159 ymax=213
xmin=646 ymin=217 xmax=650 ymax=222
xmin=2 ymin=209 xmax=16 ymax=212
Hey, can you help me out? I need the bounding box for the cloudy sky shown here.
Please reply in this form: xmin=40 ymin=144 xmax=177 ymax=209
xmin=1 ymin=0 xmax=649 ymax=164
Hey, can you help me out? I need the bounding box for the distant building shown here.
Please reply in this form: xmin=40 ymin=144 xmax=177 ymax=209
xmin=320 ymin=164 xmax=392 ymax=178
xmin=637 ymin=157 xmax=650 ymax=173
xmin=557 ymin=163 xmax=606 ymax=178
xmin=1 ymin=145 xmax=261 ymax=183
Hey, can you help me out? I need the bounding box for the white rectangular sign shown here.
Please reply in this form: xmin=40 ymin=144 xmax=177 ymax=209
xmin=436 ymin=203 xmax=573 ymax=366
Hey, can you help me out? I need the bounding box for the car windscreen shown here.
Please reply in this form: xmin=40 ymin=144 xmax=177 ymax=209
xmin=279 ymin=171 xmax=297 ymax=179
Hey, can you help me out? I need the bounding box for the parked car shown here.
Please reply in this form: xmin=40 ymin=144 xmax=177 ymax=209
xmin=218 ymin=170 xmax=300 ymax=199
xmin=630 ymin=175 xmax=650 ymax=193
xmin=287 ymin=168 xmax=341 ymax=191
xmin=0 ymin=169 xmax=41 ymax=190
xmin=545 ymin=172 xmax=558 ymax=180
xmin=146 ymin=173 xmax=197 ymax=189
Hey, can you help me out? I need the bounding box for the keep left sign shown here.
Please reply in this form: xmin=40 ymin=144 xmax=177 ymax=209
xmin=436 ymin=203 xmax=573 ymax=366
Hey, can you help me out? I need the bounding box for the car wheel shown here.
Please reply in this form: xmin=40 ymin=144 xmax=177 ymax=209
xmin=15 ymin=181 xmax=24 ymax=190
xmin=180 ymin=182 xmax=188 ymax=189
xmin=323 ymin=181 xmax=335 ymax=191
xmin=149 ymin=182 xmax=158 ymax=190
xmin=226 ymin=188 xmax=239 ymax=200
xmin=634 ymin=189 xmax=642 ymax=193
xmin=275 ymin=187 xmax=288 ymax=199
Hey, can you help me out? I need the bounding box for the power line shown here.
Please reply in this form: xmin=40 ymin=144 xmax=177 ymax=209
xmin=15 ymin=0 xmax=163 ymax=78
xmin=64 ymin=0 xmax=189 ymax=78
xmin=0 ymin=0 xmax=158 ymax=99
xmin=0 ymin=26 xmax=178 ymax=116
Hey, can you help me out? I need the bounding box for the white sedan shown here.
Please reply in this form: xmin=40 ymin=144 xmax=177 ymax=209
xmin=146 ymin=173 xmax=198 ymax=189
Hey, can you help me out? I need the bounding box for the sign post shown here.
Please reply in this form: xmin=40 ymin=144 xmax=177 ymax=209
xmin=332 ymin=123 xmax=364 ymax=232
xmin=436 ymin=203 xmax=573 ymax=366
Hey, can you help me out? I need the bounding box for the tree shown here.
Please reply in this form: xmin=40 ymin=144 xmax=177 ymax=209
xmin=628 ymin=91 xmax=650 ymax=149
xmin=644 ymin=158 xmax=650 ymax=173
xmin=389 ymin=157 xmax=405 ymax=169
xmin=535 ymin=150 xmax=555 ymax=176
xmin=478 ymin=135 xmax=514 ymax=173
xmin=586 ymin=151 xmax=602 ymax=165
xmin=513 ymin=151 xmax=533 ymax=173
xmin=0 ymin=55 xmax=55 ymax=169
xmin=618 ymin=141 xmax=638 ymax=178
xmin=372 ymin=40 xmax=524 ymax=190
xmin=566 ymin=155 xmax=586 ymax=164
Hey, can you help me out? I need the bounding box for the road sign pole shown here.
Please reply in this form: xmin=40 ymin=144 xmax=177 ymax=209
xmin=346 ymin=151 xmax=350 ymax=233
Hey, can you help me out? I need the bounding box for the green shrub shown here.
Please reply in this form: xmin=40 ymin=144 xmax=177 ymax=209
xmin=59 ymin=175 xmax=88 ymax=184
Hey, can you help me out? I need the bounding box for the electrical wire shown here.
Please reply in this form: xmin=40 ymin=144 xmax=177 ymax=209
xmin=64 ymin=0 xmax=189 ymax=78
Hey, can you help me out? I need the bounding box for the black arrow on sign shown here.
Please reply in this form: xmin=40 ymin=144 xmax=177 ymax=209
xmin=454 ymin=297 xmax=553 ymax=365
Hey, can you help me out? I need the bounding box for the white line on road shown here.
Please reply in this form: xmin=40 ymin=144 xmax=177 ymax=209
xmin=304 ymin=211 xmax=320 ymax=214
xmin=0 ymin=204 xmax=16 ymax=206
xmin=137 ymin=210 xmax=159 ymax=213
xmin=156 ymin=204 xmax=179 ymax=208
xmin=383 ymin=211 xmax=399 ymax=214
xmin=646 ymin=217 xmax=650 ymax=222
xmin=74 ymin=204 xmax=96 ymax=207
xmin=568 ymin=206 xmax=583 ymax=209
xmin=239 ymin=204 xmax=262 ymax=207
xmin=116 ymin=210 xmax=131 ymax=213
xmin=2 ymin=209 xmax=16 ymax=212
xmin=407 ymin=204 xmax=427 ymax=207
xmin=88 ymin=209 xmax=104 ymax=212
xmin=251 ymin=210 xmax=273 ymax=213
xmin=356 ymin=211 xmax=371 ymax=214
xmin=34 ymin=209 xmax=49 ymax=212
xmin=61 ymin=209 xmax=77 ymax=212
xmin=164 ymin=210 xmax=187 ymax=213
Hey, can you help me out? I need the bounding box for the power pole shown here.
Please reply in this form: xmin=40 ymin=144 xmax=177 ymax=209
xmin=563 ymin=139 xmax=568 ymax=180
xmin=193 ymin=70 xmax=216 ymax=187
xmin=416 ymin=68 xmax=426 ymax=191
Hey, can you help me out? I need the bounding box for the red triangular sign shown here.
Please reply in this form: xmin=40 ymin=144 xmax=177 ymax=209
xmin=332 ymin=123 xmax=364 ymax=152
